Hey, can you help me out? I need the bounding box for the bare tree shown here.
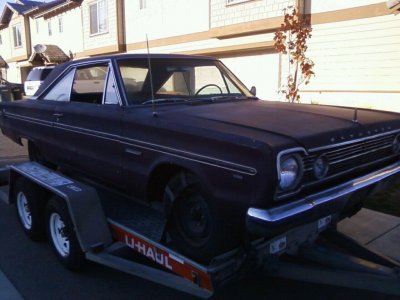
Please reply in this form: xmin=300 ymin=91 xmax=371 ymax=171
xmin=274 ymin=7 xmax=314 ymax=102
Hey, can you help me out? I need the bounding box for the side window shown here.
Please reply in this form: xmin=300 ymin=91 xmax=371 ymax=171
xmin=71 ymin=65 xmax=108 ymax=104
xmin=104 ymin=67 xmax=119 ymax=105
xmin=119 ymin=66 xmax=148 ymax=103
xmin=43 ymin=69 xmax=75 ymax=101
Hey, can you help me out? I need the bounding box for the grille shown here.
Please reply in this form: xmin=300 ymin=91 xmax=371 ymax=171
xmin=302 ymin=133 xmax=397 ymax=185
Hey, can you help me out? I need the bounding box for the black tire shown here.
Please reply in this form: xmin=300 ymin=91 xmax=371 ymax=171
xmin=164 ymin=172 xmax=238 ymax=263
xmin=46 ymin=196 xmax=84 ymax=270
xmin=14 ymin=177 xmax=46 ymax=241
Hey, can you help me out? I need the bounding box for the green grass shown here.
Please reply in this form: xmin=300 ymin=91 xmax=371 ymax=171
xmin=364 ymin=182 xmax=400 ymax=217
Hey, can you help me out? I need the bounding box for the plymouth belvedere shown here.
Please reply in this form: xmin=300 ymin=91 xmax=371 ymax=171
xmin=0 ymin=54 xmax=399 ymax=262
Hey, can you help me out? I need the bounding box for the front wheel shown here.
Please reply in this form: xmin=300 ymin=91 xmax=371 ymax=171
xmin=164 ymin=172 xmax=238 ymax=263
xmin=46 ymin=196 xmax=84 ymax=270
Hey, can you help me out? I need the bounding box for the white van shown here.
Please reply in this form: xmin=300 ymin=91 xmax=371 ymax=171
xmin=24 ymin=66 xmax=55 ymax=96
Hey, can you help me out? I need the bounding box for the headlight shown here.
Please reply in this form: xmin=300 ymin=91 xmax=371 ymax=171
xmin=393 ymin=134 xmax=400 ymax=154
xmin=279 ymin=155 xmax=302 ymax=191
xmin=313 ymin=155 xmax=329 ymax=179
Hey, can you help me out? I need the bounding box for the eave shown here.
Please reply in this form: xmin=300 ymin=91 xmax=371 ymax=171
xmin=387 ymin=0 xmax=400 ymax=14
xmin=33 ymin=0 xmax=82 ymax=20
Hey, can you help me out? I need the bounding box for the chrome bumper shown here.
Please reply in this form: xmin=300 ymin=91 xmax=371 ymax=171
xmin=247 ymin=161 xmax=400 ymax=236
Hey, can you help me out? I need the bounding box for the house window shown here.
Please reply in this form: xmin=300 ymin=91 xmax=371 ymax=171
xmin=12 ymin=24 xmax=22 ymax=48
xmin=35 ymin=19 xmax=39 ymax=33
xmin=226 ymin=0 xmax=253 ymax=5
xmin=48 ymin=20 xmax=52 ymax=36
xmin=90 ymin=0 xmax=108 ymax=35
xmin=58 ymin=17 xmax=63 ymax=33
xmin=139 ymin=0 xmax=147 ymax=9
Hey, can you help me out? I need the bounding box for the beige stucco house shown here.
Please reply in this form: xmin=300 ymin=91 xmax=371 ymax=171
xmin=0 ymin=0 xmax=39 ymax=82
xmin=123 ymin=0 xmax=400 ymax=112
xmin=0 ymin=0 xmax=399 ymax=112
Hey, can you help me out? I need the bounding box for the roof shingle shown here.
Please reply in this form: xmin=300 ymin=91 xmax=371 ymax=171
xmin=29 ymin=44 xmax=70 ymax=64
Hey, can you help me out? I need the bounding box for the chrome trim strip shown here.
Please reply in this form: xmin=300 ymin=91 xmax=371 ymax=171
xmin=125 ymin=148 xmax=142 ymax=156
xmin=309 ymin=129 xmax=400 ymax=153
xmin=276 ymin=147 xmax=307 ymax=181
xmin=277 ymin=130 xmax=399 ymax=199
xmin=327 ymin=144 xmax=392 ymax=166
xmin=4 ymin=111 xmax=257 ymax=176
xmin=55 ymin=122 xmax=256 ymax=175
xmin=5 ymin=112 xmax=53 ymax=128
xmin=249 ymin=161 xmax=400 ymax=223
xmin=33 ymin=59 xmax=123 ymax=107
xmin=34 ymin=59 xmax=114 ymax=99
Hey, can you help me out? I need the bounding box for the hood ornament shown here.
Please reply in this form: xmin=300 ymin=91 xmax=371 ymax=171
xmin=352 ymin=108 xmax=358 ymax=123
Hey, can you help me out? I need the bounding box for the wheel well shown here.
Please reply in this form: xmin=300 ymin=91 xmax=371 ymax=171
xmin=147 ymin=164 xmax=187 ymax=203
xmin=27 ymin=140 xmax=37 ymax=160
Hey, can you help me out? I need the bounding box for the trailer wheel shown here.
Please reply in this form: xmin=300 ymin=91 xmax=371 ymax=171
xmin=46 ymin=196 xmax=84 ymax=270
xmin=165 ymin=172 xmax=234 ymax=263
xmin=14 ymin=177 xmax=46 ymax=241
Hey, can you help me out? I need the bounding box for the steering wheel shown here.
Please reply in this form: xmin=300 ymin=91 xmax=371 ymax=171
xmin=195 ymin=84 xmax=223 ymax=95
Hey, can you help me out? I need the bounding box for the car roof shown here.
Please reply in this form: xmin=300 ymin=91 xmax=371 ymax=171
xmin=34 ymin=53 xmax=217 ymax=97
xmin=32 ymin=66 xmax=56 ymax=70
xmin=60 ymin=53 xmax=215 ymax=69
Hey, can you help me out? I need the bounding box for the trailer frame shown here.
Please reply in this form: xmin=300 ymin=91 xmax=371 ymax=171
xmin=1 ymin=162 xmax=399 ymax=298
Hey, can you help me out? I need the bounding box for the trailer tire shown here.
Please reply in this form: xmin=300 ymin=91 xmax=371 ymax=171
xmin=46 ymin=196 xmax=84 ymax=271
xmin=14 ymin=177 xmax=46 ymax=241
xmin=165 ymin=172 xmax=235 ymax=263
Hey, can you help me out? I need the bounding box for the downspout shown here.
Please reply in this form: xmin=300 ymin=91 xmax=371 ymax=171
xmin=24 ymin=15 xmax=32 ymax=60
xmin=116 ymin=0 xmax=126 ymax=53
xmin=296 ymin=0 xmax=305 ymax=15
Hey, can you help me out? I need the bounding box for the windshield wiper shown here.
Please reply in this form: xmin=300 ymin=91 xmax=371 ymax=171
xmin=142 ymin=98 xmax=188 ymax=105
xmin=209 ymin=95 xmax=257 ymax=101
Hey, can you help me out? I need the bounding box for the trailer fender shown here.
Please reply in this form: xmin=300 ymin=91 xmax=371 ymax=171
xmin=9 ymin=162 xmax=113 ymax=252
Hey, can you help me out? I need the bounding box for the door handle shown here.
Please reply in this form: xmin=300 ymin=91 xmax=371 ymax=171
xmin=53 ymin=113 xmax=63 ymax=118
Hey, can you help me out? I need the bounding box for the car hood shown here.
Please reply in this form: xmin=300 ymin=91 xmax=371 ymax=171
xmin=159 ymin=100 xmax=400 ymax=151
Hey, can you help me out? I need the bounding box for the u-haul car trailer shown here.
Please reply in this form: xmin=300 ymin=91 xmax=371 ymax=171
xmin=0 ymin=162 xmax=399 ymax=298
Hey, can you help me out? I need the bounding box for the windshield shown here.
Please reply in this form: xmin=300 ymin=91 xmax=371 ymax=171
xmin=117 ymin=58 xmax=253 ymax=105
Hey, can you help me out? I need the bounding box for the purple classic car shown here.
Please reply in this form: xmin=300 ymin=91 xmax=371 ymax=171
xmin=1 ymin=54 xmax=399 ymax=262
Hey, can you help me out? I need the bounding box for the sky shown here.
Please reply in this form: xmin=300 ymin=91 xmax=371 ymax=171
xmin=0 ymin=0 xmax=7 ymax=9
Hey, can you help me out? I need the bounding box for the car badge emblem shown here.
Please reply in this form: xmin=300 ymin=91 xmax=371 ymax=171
xmin=352 ymin=108 xmax=358 ymax=123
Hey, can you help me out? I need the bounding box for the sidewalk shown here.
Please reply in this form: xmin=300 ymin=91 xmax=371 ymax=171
xmin=338 ymin=208 xmax=400 ymax=262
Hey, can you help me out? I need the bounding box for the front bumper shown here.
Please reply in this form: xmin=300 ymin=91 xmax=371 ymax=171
xmin=247 ymin=161 xmax=400 ymax=236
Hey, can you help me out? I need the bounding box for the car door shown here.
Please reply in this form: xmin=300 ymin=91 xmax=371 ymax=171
xmin=42 ymin=62 xmax=123 ymax=186
xmin=4 ymin=97 xmax=58 ymax=162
